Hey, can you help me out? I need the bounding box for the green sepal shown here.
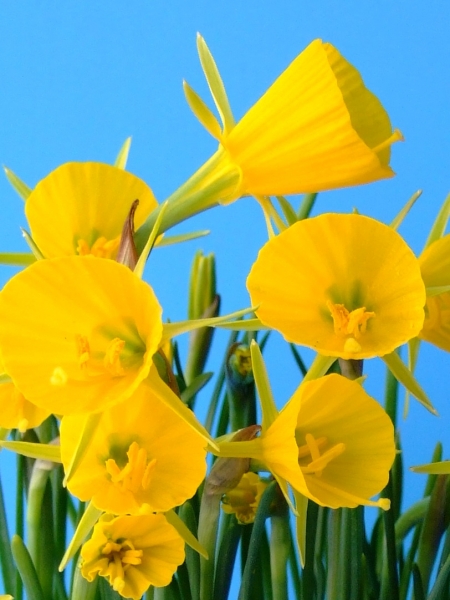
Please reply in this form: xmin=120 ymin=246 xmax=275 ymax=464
xmin=4 ymin=166 xmax=32 ymax=201
xmin=63 ymin=412 xmax=102 ymax=485
xmin=134 ymin=200 xmax=168 ymax=279
xmin=161 ymin=306 xmax=256 ymax=343
xmin=0 ymin=440 xmax=61 ymax=462
xmin=411 ymin=461 xmax=450 ymax=475
xmin=0 ymin=252 xmax=35 ymax=266
xmin=10 ymin=534 xmax=45 ymax=600
xmin=292 ymin=489 xmax=308 ymax=567
xmin=404 ymin=337 xmax=421 ymax=417
xmin=165 ymin=509 xmax=208 ymax=558
xmin=276 ymin=195 xmax=298 ymax=226
xmin=196 ymin=34 xmax=235 ymax=134
xmin=381 ymin=351 xmax=437 ymax=415
xmin=147 ymin=366 xmax=217 ymax=449
xmin=58 ymin=501 xmax=102 ymax=571
xmin=426 ymin=284 xmax=450 ymax=297
xmin=250 ymin=340 xmax=277 ymax=430
xmin=183 ymin=80 xmax=222 ymax=139
xmin=181 ymin=372 xmax=214 ymax=405
xmin=20 ymin=229 xmax=44 ymax=260
xmin=216 ymin=317 xmax=265 ymax=331
xmin=424 ymin=191 xmax=450 ymax=250
xmin=303 ymin=354 xmax=336 ymax=383
xmin=156 ymin=229 xmax=210 ymax=247
xmin=114 ymin=136 xmax=132 ymax=169
xmin=390 ymin=190 xmax=422 ymax=230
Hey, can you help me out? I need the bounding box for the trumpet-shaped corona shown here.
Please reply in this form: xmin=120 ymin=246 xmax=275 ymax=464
xmin=60 ymin=377 xmax=207 ymax=514
xmin=25 ymin=162 xmax=158 ymax=259
xmin=184 ymin=39 xmax=401 ymax=209
xmin=80 ymin=513 xmax=184 ymax=599
xmin=0 ymin=256 xmax=163 ymax=415
xmin=217 ymin=374 xmax=395 ymax=510
xmin=247 ymin=213 xmax=426 ymax=359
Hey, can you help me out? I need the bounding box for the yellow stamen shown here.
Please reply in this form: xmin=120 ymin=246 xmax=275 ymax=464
xmin=298 ymin=433 xmax=346 ymax=477
xmin=76 ymin=236 xmax=120 ymax=259
xmin=50 ymin=367 xmax=67 ymax=386
xmin=101 ymin=538 xmax=143 ymax=592
xmin=76 ymin=335 xmax=90 ymax=368
xmin=105 ymin=441 xmax=157 ymax=494
xmin=327 ymin=300 xmax=375 ymax=339
xmin=104 ymin=338 xmax=126 ymax=376
xmin=372 ymin=128 xmax=404 ymax=155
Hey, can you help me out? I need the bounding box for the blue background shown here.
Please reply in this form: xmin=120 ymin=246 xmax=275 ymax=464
xmin=0 ymin=1 xmax=449 ymax=595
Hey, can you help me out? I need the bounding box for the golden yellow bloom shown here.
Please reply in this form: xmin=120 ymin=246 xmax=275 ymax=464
xmin=25 ymin=162 xmax=157 ymax=259
xmin=60 ymin=376 xmax=207 ymax=514
xmin=221 ymin=472 xmax=268 ymax=524
xmin=418 ymin=234 xmax=450 ymax=351
xmin=0 ymin=354 xmax=50 ymax=431
xmin=217 ymin=374 xmax=395 ymax=510
xmin=81 ymin=513 xmax=184 ymax=599
xmin=247 ymin=213 xmax=425 ymax=359
xmin=0 ymin=256 xmax=162 ymax=415
xmin=181 ymin=39 xmax=401 ymax=209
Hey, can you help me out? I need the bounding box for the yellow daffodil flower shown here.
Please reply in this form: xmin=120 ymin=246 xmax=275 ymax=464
xmin=216 ymin=373 xmax=395 ymax=510
xmin=418 ymin=234 xmax=450 ymax=351
xmin=138 ymin=38 xmax=402 ymax=242
xmin=25 ymin=162 xmax=158 ymax=259
xmin=0 ymin=255 xmax=163 ymax=415
xmin=221 ymin=472 xmax=268 ymax=524
xmin=247 ymin=213 xmax=426 ymax=360
xmin=0 ymin=354 xmax=50 ymax=431
xmin=80 ymin=513 xmax=184 ymax=599
xmin=60 ymin=377 xmax=207 ymax=514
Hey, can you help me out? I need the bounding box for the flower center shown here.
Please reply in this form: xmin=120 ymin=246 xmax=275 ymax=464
xmin=101 ymin=537 xmax=143 ymax=593
xmin=76 ymin=335 xmax=127 ymax=378
xmin=298 ymin=433 xmax=345 ymax=477
xmin=327 ymin=300 xmax=375 ymax=353
xmin=76 ymin=236 xmax=120 ymax=259
xmin=105 ymin=441 xmax=157 ymax=494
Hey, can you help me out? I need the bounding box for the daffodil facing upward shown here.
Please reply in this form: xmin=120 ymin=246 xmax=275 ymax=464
xmin=0 ymin=255 xmax=163 ymax=415
xmin=25 ymin=162 xmax=158 ymax=259
xmin=60 ymin=373 xmax=207 ymax=514
xmin=247 ymin=213 xmax=426 ymax=360
xmin=216 ymin=372 xmax=395 ymax=511
xmin=80 ymin=513 xmax=185 ymax=599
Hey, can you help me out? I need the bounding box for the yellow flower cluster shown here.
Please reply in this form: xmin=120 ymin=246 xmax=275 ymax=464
xmin=0 ymin=35 xmax=448 ymax=598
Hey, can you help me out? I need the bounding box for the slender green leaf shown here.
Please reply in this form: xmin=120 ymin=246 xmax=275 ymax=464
xmin=390 ymin=190 xmax=422 ymax=230
xmin=155 ymin=230 xmax=210 ymax=247
xmin=183 ymin=80 xmax=222 ymax=139
xmin=0 ymin=441 xmax=61 ymax=462
xmin=196 ymin=34 xmax=234 ymax=134
xmin=10 ymin=535 xmax=45 ymax=600
xmin=381 ymin=351 xmax=436 ymax=415
xmin=4 ymin=167 xmax=32 ymax=201
xmin=114 ymin=136 xmax=132 ymax=169
xmin=423 ymin=192 xmax=450 ymax=250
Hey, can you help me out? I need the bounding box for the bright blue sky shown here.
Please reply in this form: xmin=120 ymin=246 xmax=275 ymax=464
xmin=0 ymin=2 xmax=449 ymax=591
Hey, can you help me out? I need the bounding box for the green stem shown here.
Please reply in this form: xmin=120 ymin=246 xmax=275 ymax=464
xmin=0 ymin=471 xmax=15 ymax=594
xmin=238 ymin=481 xmax=277 ymax=600
xmin=270 ymin=496 xmax=290 ymax=600
xmin=10 ymin=535 xmax=45 ymax=600
xmin=327 ymin=509 xmax=343 ymax=600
